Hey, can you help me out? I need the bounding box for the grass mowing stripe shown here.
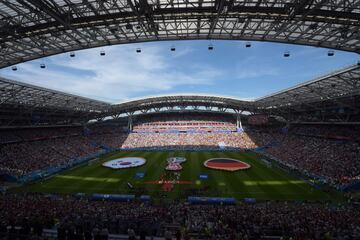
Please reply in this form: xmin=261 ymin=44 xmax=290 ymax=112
xmin=232 ymin=151 xmax=288 ymax=200
xmin=33 ymin=151 xmax=147 ymax=194
xmin=141 ymin=151 xmax=169 ymax=196
xmin=17 ymin=150 xmax=340 ymax=202
xmin=72 ymin=151 xmax=142 ymax=189
xmin=87 ymin=151 xmax=152 ymax=194
xmin=217 ymin=151 xmax=256 ymax=198
xmin=247 ymin=152 xmax=307 ymax=199
xmin=244 ymin=153 xmax=311 ymax=190
xmin=248 ymin=155 xmax=288 ymax=200
xmin=26 ymin=151 xmax=129 ymax=194
xmin=241 ymin=152 xmax=328 ymax=200
xmin=219 ymin=151 xmax=252 ymax=198
xmin=199 ymin=151 xmax=228 ymax=197
xmin=49 ymin=151 xmax=139 ymax=194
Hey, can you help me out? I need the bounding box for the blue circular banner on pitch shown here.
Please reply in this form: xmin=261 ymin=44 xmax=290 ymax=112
xmin=102 ymin=157 xmax=146 ymax=169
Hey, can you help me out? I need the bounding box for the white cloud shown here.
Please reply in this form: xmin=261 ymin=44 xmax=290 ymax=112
xmin=0 ymin=45 xmax=221 ymax=103
xmin=3 ymin=41 xmax=353 ymax=104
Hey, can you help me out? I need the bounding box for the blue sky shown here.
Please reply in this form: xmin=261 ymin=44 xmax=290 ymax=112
xmin=0 ymin=40 xmax=358 ymax=103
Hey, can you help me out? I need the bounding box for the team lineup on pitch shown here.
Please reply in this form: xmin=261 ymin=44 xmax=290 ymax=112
xmin=21 ymin=150 xmax=340 ymax=201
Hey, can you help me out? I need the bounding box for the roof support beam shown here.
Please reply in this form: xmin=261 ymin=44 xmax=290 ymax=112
xmin=23 ymin=0 xmax=71 ymax=29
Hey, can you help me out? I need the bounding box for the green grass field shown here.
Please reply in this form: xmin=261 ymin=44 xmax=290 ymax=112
xmin=19 ymin=150 xmax=342 ymax=201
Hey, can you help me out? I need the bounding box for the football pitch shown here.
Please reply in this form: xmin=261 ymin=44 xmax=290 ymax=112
xmin=20 ymin=151 xmax=342 ymax=201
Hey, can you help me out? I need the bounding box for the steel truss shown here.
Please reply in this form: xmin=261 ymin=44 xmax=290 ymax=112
xmin=106 ymin=95 xmax=253 ymax=119
xmin=0 ymin=62 xmax=360 ymax=125
xmin=0 ymin=0 xmax=360 ymax=68
xmin=0 ymin=76 xmax=110 ymax=125
xmin=255 ymin=62 xmax=360 ymax=121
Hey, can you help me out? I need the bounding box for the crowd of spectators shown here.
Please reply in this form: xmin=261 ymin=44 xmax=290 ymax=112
xmin=291 ymin=125 xmax=360 ymax=141
xmin=133 ymin=120 xmax=236 ymax=132
xmin=247 ymin=126 xmax=360 ymax=184
xmin=1 ymin=121 xmax=360 ymax=240
xmin=88 ymin=133 xmax=128 ymax=149
xmin=0 ymin=125 xmax=131 ymax=177
xmin=133 ymin=114 xmax=237 ymax=132
xmin=0 ymin=127 xmax=83 ymax=144
xmin=0 ymin=194 xmax=359 ymax=240
xmin=0 ymin=130 xmax=22 ymax=144
xmin=0 ymin=136 xmax=101 ymax=176
xmin=0 ymin=126 xmax=254 ymax=177
xmin=1 ymin=122 xmax=360 ymax=184
xmin=121 ymin=132 xmax=256 ymax=150
xmin=135 ymin=113 xmax=236 ymax=125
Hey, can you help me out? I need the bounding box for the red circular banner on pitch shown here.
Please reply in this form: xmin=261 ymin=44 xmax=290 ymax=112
xmin=204 ymin=158 xmax=251 ymax=171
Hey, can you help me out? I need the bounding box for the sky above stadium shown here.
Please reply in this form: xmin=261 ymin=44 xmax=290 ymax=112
xmin=0 ymin=40 xmax=359 ymax=103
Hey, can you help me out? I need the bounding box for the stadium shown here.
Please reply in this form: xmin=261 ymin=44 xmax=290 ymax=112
xmin=0 ymin=0 xmax=360 ymax=239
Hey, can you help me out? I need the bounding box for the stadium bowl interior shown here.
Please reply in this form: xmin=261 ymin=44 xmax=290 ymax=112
xmin=0 ymin=1 xmax=360 ymax=239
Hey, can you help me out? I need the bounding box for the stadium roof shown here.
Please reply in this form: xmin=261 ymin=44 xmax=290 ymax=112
xmin=256 ymin=62 xmax=360 ymax=111
xmin=107 ymin=95 xmax=254 ymax=117
xmin=1 ymin=0 xmax=360 ymax=68
xmin=0 ymin=77 xmax=110 ymax=111
xmin=0 ymin=76 xmax=110 ymax=125
xmin=0 ymin=62 xmax=359 ymax=125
